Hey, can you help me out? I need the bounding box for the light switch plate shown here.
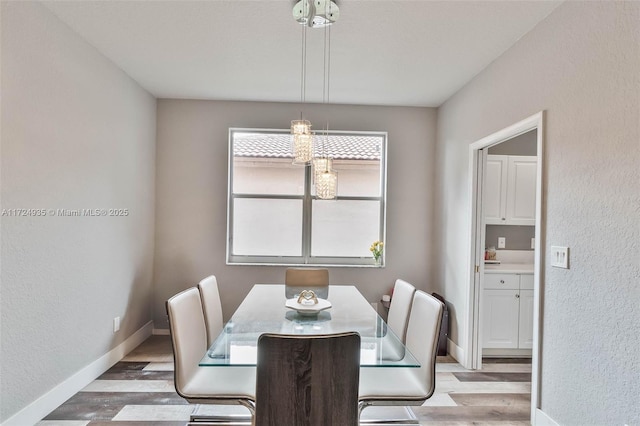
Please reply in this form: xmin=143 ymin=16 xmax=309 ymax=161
xmin=551 ymin=246 xmax=569 ymax=269
xmin=498 ymin=237 xmax=506 ymax=249
xmin=531 ymin=237 xmax=535 ymax=249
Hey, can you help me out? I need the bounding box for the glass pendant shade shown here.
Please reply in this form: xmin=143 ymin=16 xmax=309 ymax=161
xmin=313 ymin=157 xmax=333 ymax=182
xmin=291 ymin=119 xmax=311 ymax=135
xmin=316 ymin=169 xmax=338 ymax=200
xmin=292 ymin=133 xmax=314 ymax=164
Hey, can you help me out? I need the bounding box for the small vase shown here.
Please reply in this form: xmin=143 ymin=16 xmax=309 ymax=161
xmin=374 ymin=257 xmax=381 ymax=266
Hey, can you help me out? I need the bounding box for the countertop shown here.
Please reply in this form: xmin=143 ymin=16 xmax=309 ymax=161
xmin=484 ymin=263 xmax=534 ymax=274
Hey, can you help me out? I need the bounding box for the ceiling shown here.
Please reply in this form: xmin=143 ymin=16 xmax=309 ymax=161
xmin=41 ymin=0 xmax=562 ymax=107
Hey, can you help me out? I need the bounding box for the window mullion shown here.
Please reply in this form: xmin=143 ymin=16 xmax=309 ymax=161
xmin=301 ymin=164 xmax=312 ymax=263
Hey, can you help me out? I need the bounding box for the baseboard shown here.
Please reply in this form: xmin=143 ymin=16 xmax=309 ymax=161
xmin=533 ymin=408 xmax=559 ymax=426
xmin=152 ymin=328 xmax=170 ymax=335
xmin=447 ymin=338 xmax=464 ymax=364
xmin=1 ymin=321 xmax=153 ymax=426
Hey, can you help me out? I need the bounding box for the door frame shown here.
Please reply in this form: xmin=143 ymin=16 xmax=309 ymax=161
xmin=464 ymin=111 xmax=544 ymax=422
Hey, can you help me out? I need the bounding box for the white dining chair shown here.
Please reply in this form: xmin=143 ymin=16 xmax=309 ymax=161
xmin=386 ymin=279 xmax=416 ymax=343
xmin=358 ymin=290 xmax=444 ymax=416
xmin=166 ymin=287 xmax=256 ymax=418
xmin=198 ymin=275 xmax=224 ymax=348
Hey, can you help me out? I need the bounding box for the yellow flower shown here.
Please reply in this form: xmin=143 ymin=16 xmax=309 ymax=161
xmin=369 ymin=240 xmax=384 ymax=261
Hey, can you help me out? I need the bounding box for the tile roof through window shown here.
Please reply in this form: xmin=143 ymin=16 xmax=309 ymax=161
xmin=233 ymin=132 xmax=382 ymax=161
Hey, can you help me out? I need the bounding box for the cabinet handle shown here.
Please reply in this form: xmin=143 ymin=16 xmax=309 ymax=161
xmin=500 ymin=279 xmax=505 ymax=284
xmin=515 ymin=294 xmax=520 ymax=298
xmin=501 ymin=218 xmax=506 ymax=221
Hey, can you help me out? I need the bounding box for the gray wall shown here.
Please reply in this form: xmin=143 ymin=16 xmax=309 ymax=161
xmin=488 ymin=129 xmax=537 ymax=156
xmin=435 ymin=1 xmax=639 ymax=424
xmin=154 ymin=100 xmax=436 ymax=328
xmin=0 ymin=2 xmax=156 ymax=421
xmin=485 ymin=225 xmax=534 ymax=251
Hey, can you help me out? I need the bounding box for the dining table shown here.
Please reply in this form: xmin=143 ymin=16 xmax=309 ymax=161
xmin=199 ymin=284 xmax=420 ymax=368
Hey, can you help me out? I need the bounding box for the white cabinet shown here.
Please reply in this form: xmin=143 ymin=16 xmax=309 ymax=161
xmin=484 ymin=156 xmax=508 ymax=224
xmin=485 ymin=155 xmax=537 ymax=225
xmin=482 ymin=273 xmax=534 ymax=351
xmin=518 ymin=290 xmax=534 ymax=349
xmin=482 ymin=289 xmax=520 ymax=348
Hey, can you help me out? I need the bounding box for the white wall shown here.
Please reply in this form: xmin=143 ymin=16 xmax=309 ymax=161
xmin=0 ymin=2 xmax=156 ymax=422
xmin=435 ymin=1 xmax=639 ymax=424
xmin=154 ymin=100 xmax=436 ymax=328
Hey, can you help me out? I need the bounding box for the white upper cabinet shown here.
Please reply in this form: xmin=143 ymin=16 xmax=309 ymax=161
xmin=485 ymin=155 xmax=537 ymax=225
xmin=506 ymin=156 xmax=537 ymax=225
xmin=484 ymin=155 xmax=508 ymax=224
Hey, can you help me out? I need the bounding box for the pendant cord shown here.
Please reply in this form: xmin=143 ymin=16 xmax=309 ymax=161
xmin=302 ymin=11 xmax=307 ymax=104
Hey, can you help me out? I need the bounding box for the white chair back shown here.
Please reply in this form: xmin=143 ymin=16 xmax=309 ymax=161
xmin=198 ymin=275 xmax=224 ymax=347
xmin=386 ymin=279 xmax=416 ymax=342
xmin=166 ymin=287 xmax=207 ymax=395
xmin=405 ymin=290 xmax=444 ymax=397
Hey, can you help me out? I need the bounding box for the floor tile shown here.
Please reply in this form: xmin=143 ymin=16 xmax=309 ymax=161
xmin=453 ymin=372 xmax=531 ymax=382
xmin=88 ymin=422 xmax=187 ymax=426
xmin=435 ymin=381 xmax=531 ymax=394
xmin=143 ymin=362 xmax=174 ymax=371
xmin=122 ymin=336 xmax=173 ymax=363
xmin=112 ymin=405 xmax=193 ymax=421
xmin=97 ymin=370 xmax=174 ymax=381
xmin=482 ymin=357 xmax=532 ymax=364
xmin=449 ymin=393 xmax=530 ymax=407
xmin=421 ymin=393 xmax=458 ymax=407
xmin=81 ymin=380 xmax=175 ymax=393
xmin=412 ymin=405 xmax=530 ymax=422
xmin=41 ymin=336 xmax=533 ymax=424
xmin=480 ymin=363 xmax=532 ymax=373
xmin=44 ymin=392 xmax=187 ymax=421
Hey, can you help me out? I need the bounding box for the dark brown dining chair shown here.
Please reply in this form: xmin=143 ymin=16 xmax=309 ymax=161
xmin=285 ymin=267 xmax=329 ymax=299
xmin=254 ymin=332 xmax=361 ymax=426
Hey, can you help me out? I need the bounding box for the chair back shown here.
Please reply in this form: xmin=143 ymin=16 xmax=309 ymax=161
xmin=285 ymin=268 xmax=329 ymax=299
xmin=255 ymin=332 xmax=360 ymax=426
xmin=405 ymin=290 xmax=444 ymax=399
xmin=166 ymin=287 xmax=207 ymax=395
xmin=386 ymin=279 xmax=416 ymax=342
xmin=198 ymin=275 xmax=224 ymax=347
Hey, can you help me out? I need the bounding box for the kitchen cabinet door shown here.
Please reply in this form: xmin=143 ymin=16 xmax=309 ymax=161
xmin=482 ymin=289 xmax=519 ymax=349
xmin=506 ymin=156 xmax=537 ymax=225
xmin=484 ymin=155 xmax=508 ymax=225
xmin=518 ymin=289 xmax=534 ymax=349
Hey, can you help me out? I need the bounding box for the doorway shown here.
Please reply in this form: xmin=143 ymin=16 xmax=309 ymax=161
xmin=465 ymin=112 xmax=544 ymax=422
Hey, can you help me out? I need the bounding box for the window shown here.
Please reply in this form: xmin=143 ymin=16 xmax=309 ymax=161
xmin=227 ymin=128 xmax=386 ymax=266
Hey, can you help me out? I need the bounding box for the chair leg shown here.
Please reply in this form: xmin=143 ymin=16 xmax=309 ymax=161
xmin=189 ymin=401 xmax=255 ymax=425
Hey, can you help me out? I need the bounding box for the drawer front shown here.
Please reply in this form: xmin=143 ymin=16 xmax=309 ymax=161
xmin=484 ymin=273 xmax=520 ymax=290
xmin=520 ymin=274 xmax=534 ymax=290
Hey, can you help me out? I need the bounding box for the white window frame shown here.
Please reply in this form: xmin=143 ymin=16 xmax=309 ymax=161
xmin=226 ymin=128 xmax=387 ymax=267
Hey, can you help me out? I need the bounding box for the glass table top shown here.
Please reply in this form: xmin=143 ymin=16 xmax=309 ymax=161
xmin=199 ymin=284 xmax=420 ymax=368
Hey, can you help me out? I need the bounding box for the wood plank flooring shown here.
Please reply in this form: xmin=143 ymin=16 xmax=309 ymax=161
xmin=39 ymin=336 xmax=531 ymax=425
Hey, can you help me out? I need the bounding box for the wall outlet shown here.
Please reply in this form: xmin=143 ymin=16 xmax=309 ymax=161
xmin=550 ymin=246 xmax=569 ymax=269
xmin=113 ymin=316 xmax=120 ymax=333
xmin=498 ymin=237 xmax=506 ymax=249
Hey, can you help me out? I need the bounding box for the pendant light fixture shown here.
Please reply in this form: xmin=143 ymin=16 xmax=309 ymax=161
xmin=291 ymin=0 xmax=313 ymax=164
xmin=312 ymin=1 xmax=338 ymax=200
xmin=290 ymin=0 xmax=339 ymax=199
xmin=315 ymin=130 xmax=338 ymax=200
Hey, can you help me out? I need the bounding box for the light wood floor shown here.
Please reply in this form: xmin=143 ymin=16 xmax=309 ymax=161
xmin=39 ymin=335 xmax=532 ymax=425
